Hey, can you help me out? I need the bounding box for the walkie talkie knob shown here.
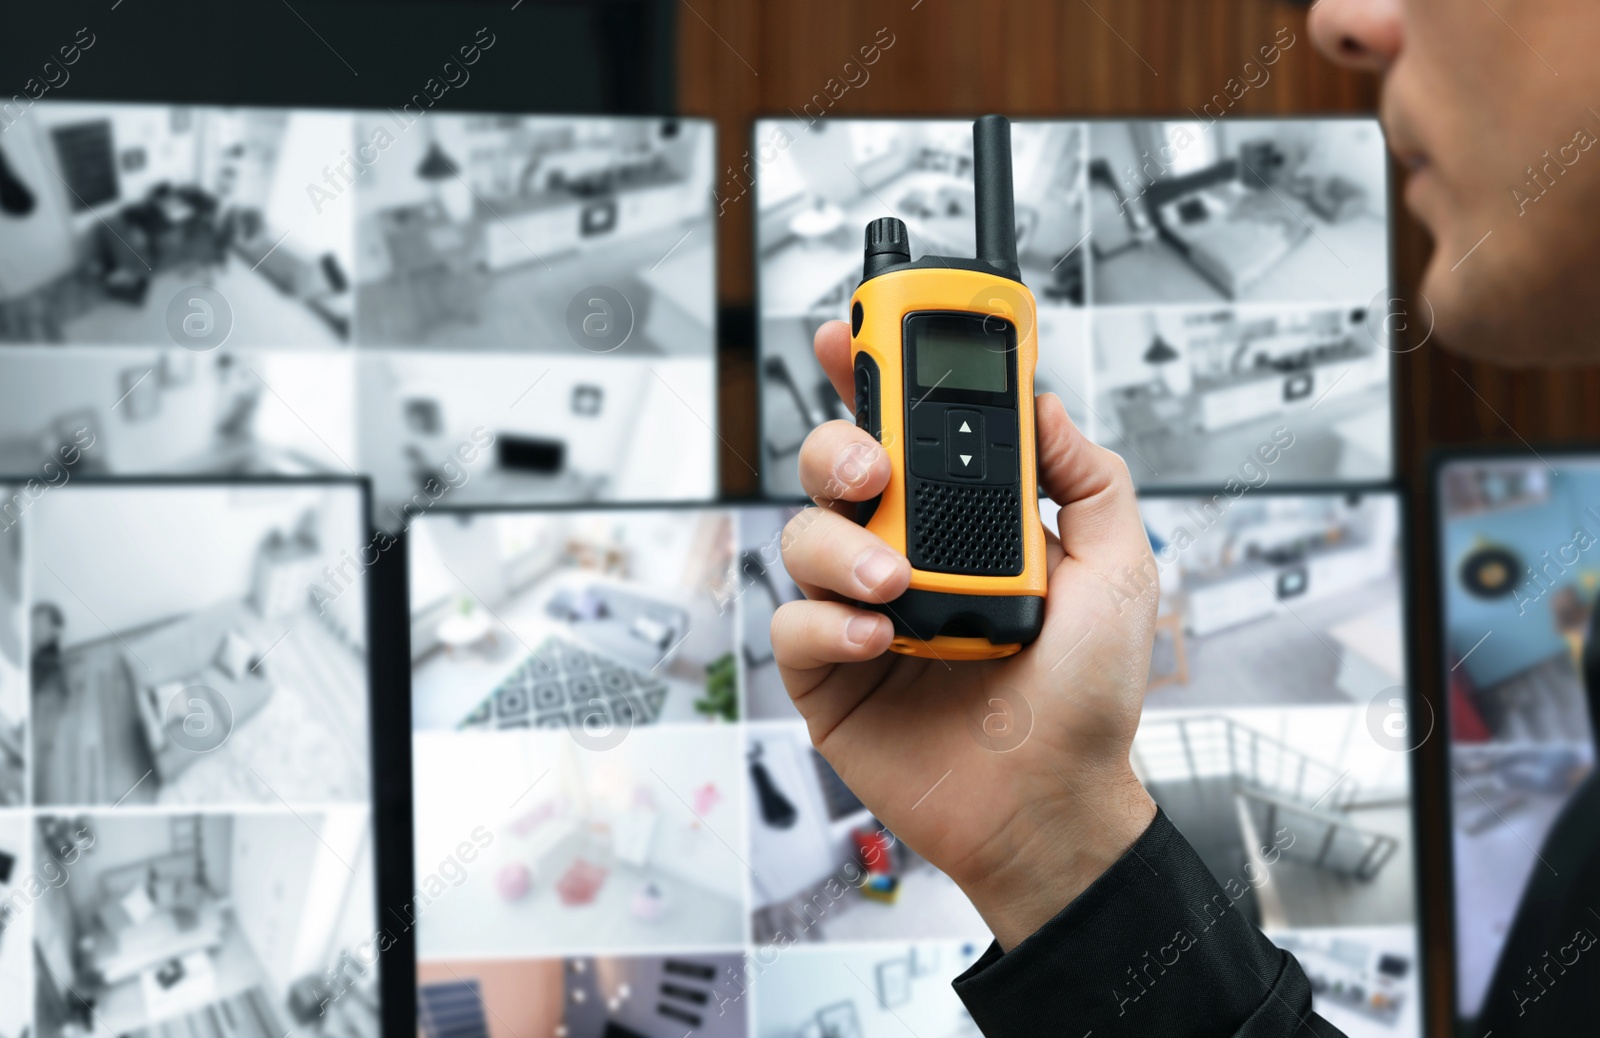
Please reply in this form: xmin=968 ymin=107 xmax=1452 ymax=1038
xmin=863 ymin=217 xmax=911 ymax=280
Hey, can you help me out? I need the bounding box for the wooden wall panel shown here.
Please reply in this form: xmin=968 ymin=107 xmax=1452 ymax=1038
xmin=689 ymin=0 xmax=1391 ymax=307
xmin=681 ymin=6 xmax=1600 ymax=1034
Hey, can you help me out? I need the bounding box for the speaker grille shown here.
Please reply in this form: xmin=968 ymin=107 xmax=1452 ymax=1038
xmin=908 ymin=480 xmax=1023 ymax=576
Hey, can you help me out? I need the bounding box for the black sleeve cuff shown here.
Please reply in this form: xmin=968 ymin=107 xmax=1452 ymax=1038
xmin=952 ymin=808 xmax=1344 ymax=1038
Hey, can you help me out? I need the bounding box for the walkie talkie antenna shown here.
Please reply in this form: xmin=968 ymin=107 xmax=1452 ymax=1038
xmin=972 ymin=114 xmax=1021 ymax=283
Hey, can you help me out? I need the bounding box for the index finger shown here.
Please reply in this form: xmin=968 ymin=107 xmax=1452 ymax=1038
xmin=1035 ymin=392 xmax=1150 ymax=571
xmin=814 ymin=320 xmax=855 ymax=408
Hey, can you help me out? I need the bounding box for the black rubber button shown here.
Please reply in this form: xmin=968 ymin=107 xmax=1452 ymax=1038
xmin=946 ymin=409 xmax=985 ymax=479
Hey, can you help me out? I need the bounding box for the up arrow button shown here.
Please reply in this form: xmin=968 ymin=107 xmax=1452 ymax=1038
xmin=946 ymin=408 xmax=986 ymax=479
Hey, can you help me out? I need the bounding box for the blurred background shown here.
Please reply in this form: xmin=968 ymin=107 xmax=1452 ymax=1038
xmin=4 ymin=2 xmax=1596 ymax=1036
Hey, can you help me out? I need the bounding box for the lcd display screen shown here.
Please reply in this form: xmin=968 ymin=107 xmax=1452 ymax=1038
xmin=915 ymin=322 xmax=1008 ymax=393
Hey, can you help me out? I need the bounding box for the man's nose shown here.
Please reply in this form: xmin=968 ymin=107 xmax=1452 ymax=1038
xmin=1309 ymin=0 xmax=1404 ymax=74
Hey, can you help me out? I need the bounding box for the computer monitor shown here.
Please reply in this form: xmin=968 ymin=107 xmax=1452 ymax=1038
xmin=734 ymin=489 xmax=1422 ymax=1038
xmin=0 ymin=103 xmax=718 ymax=522
xmin=1433 ymin=451 xmax=1600 ymax=1030
xmin=752 ymin=116 xmax=1394 ymax=497
xmin=403 ymin=490 xmax=1418 ymax=1036
xmin=0 ymin=476 xmax=384 ymax=1038
xmin=1123 ymin=488 xmax=1422 ymax=1038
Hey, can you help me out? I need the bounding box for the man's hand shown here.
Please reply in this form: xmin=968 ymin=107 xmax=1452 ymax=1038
xmin=771 ymin=319 xmax=1159 ymax=951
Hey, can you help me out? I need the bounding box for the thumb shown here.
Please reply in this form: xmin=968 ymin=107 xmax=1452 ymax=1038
xmin=1034 ymin=393 xmax=1151 ymax=574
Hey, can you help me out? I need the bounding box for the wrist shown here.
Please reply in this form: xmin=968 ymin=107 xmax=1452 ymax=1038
xmin=955 ymin=768 xmax=1156 ymax=952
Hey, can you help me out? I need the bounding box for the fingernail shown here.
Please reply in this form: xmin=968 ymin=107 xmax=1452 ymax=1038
xmin=845 ymin=614 xmax=884 ymax=646
xmin=853 ymin=548 xmax=902 ymax=593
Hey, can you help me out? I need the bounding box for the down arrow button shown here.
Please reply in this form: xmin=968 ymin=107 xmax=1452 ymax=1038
xmin=946 ymin=409 xmax=985 ymax=480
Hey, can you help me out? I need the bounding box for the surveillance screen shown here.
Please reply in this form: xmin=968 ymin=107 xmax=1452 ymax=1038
xmin=0 ymin=478 xmax=380 ymax=1038
xmin=731 ymin=494 xmax=1420 ymax=1038
xmin=0 ymin=103 xmax=718 ymax=524
xmin=407 ymin=493 xmax=1412 ymax=1037
xmin=1123 ymin=489 xmax=1419 ymax=1038
xmin=406 ymin=507 xmax=754 ymax=1033
xmin=1436 ymin=457 xmax=1600 ymax=1026
xmin=753 ymin=117 xmax=1393 ymax=497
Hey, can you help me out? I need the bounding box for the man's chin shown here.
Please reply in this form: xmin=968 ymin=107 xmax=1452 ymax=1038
xmin=1424 ymin=265 xmax=1506 ymax=363
xmin=1422 ymin=249 xmax=1598 ymax=367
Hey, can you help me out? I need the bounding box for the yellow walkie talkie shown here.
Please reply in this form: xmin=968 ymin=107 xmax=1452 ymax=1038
xmin=849 ymin=114 xmax=1047 ymax=661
